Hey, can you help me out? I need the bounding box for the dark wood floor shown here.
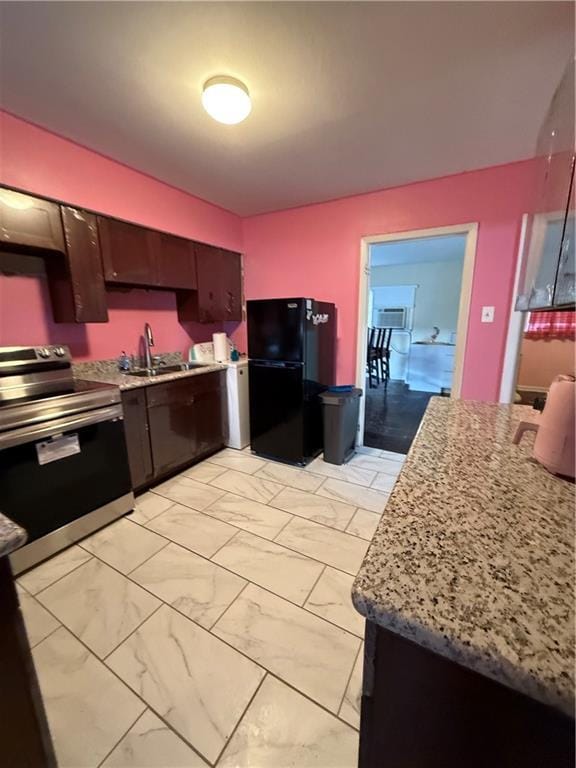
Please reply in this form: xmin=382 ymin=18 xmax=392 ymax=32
xmin=363 ymin=380 xmax=436 ymax=454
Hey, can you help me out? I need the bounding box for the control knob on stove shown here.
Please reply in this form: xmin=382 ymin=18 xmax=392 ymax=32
xmin=38 ymin=347 xmax=51 ymax=358
xmin=54 ymin=347 xmax=66 ymax=357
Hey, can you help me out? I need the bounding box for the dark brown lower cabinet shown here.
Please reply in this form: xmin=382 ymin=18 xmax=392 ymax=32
xmin=0 ymin=557 xmax=57 ymax=768
xmin=359 ymin=622 xmax=574 ymax=768
xmin=121 ymin=388 xmax=153 ymax=491
xmin=122 ymin=372 xmax=226 ymax=491
xmin=147 ymin=377 xmax=200 ymax=478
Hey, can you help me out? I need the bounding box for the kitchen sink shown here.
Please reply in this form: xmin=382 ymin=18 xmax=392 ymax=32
xmin=124 ymin=362 xmax=212 ymax=378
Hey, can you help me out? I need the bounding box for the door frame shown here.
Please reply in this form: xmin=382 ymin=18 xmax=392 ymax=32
xmin=499 ymin=214 xmax=528 ymax=403
xmin=355 ymin=223 xmax=478 ymax=446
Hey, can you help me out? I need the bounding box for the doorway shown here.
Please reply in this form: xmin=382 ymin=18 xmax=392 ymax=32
xmin=356 ymin=224 xmax=478 ymax=453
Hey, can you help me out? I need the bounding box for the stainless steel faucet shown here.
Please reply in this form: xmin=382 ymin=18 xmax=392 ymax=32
xmin=144 ymin=323 xmax=154 ymax=369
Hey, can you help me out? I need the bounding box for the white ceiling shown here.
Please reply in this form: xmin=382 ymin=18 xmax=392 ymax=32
xmin=0 ymin=2 xmax=573 ymax=216
xmin=370 ymin=234 xmax=466 ymax=267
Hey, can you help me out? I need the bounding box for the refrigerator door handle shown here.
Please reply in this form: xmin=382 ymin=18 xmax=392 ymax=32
xmin=250 ymin=361 xmax=303 ymax=369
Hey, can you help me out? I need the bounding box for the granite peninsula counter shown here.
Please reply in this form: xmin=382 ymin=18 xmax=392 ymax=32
xmin=352 ymin=398 xmax=574 ymax=768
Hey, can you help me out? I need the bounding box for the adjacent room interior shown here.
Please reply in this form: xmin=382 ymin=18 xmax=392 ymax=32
xmin=363 ymin=233 xmax=466 ymax=453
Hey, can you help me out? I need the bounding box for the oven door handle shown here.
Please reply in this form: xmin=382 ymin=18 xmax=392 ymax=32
xmin=0 ymin=404 xmax=124 ymax=451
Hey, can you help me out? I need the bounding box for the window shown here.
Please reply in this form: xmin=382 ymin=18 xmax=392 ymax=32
xmin=524 ymin=311 xmax=575 ymax=341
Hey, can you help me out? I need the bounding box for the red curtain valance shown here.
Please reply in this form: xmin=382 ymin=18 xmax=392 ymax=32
xmin=524 ymin=311 xmax=575 ymax=341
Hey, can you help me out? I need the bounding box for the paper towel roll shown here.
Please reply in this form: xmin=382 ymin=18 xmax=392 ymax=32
xmin=213 ymin=333 xmax=229 ymax=362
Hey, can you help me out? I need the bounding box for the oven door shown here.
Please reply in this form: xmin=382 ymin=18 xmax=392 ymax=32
xmin=0 ymin=405 xmax=133 ymax=569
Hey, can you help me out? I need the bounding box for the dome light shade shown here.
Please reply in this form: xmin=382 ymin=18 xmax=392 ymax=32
xmin=202 ymin=76 xmax=251 ymax=125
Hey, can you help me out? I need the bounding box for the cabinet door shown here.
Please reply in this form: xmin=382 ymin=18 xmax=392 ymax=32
xmin=98 ymin=216 xmax=156 ymax=285
xmin=146 ymin=379 xmax=197 ymax=476
xmin=220 ymin=248 xmax=243 ymax=321
xmin=152 ymin=231 xmax=197 ymax=289
xmin=0 ymin=188 xmax=65 ymax=253
xmin=194 ymin=243 xmax=243 ymax=323
xmin=553 ymin=164 xmax=575 ymax=307
xmin=46 ymin=207 xmax=108 ymax=323
xmin=195 ymin=242 xmax=223 ymax=322
xmin=121 ymin=389 xmax=153 ymax=490
xmin=192 ymin=374 xmax=226 ymax=456
xmin=517 ymin=61 xmax=575 ymax=310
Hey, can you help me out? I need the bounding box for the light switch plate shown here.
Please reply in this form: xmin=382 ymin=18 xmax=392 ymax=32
xmin=481 ymin=306 xmax=495 ymax=323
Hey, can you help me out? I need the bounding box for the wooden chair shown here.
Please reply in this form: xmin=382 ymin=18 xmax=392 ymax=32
xmin=376 ymin=328 xmax=392 ymax=386
xmin=366 ymin=327 xmax=380 ymax=388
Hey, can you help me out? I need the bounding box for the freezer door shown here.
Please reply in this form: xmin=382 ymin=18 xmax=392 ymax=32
xmin=247 ymin=299 xmax=305 ymax=362
xmin=248 ymin=361 xmax=305 ymax=464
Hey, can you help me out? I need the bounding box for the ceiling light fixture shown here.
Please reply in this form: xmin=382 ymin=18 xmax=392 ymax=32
xmin=202 ymin=76 xmax=251 ymax=125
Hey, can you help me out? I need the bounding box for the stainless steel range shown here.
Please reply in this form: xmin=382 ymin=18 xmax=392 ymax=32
xmin=0 ymin=346 xmax=134 ymax=574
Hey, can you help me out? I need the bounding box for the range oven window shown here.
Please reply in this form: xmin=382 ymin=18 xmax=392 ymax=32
xmin=0 ymin=417 xmax=132 ymax=543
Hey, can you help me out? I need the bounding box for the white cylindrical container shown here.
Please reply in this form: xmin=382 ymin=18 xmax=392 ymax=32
xmin=213 ymin=333 xmax=229 ymax=362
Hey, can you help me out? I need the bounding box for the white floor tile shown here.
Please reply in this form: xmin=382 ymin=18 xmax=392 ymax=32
xmin=271 ymin=486 xmax=355 ymax=531
xmin=304 ymin=567 xmax=364 ymax=637
xmin=107 ymin=604 xmax=265 ymax=764
xmin=349 ymin=454 xmax=404 ymax=477
xmin=147 ymin=503 xmax=237 ymax=558
xmin=275 ymin=517 xmax=369 ymax=576
xmin=213 ymin=531 xmax=323 ymax=604
xmin=305 ymin=457 xmax=377 ymax=487
xmin=207 ymin=448 xmax=267 ymax=475
xmin=182 ymin=461 xmax=228 ymax=484
xmin=153 ymin=475 xmax=225 ymax=511
xmin=16 ymin=585 xmax=60 ymax=647
xmin=379 ymin=450 xmax=406 ymax=463
xmin=339 ymin=646 xmax=364 ymax=730
xmin=130 ymin=542 xmax=246 ymax=629
xmin=33 ymin=627 xmax=145 ymax=768
xmin=18 ymin=545 xmax=92 ymax=595
xmin=130 ymin=492 xmax=174 ymax=525
xmin=210 ymin=469 xmax=283 ymax=504
xmin=316 ymin=478 xmax=389 ymax=514
xmin=346 ymin=509 xmax=381 ymax=540
xmin=219 ymin=676 xmax=358 ymax=768
xmin=37 ymin=559 xmax=160 ymax=658
xmin=204 ymin=492 xmax=292 ymax=540
xmin=354 ymin=446 xmax=382 ymax=456
xmin=370 ymin=472 xmax=398 ymax=493
xmin=213 ymin=584 xmax=360 ymax=713
xmin=101 ymin=709 xmax=208 ymax=767
xmin=79 ymin=518 xmax=167 ymax=574
xmin=254 ymin=462 xmax=325 ymax=492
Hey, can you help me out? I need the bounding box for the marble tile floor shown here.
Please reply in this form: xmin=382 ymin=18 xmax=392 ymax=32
xmin=18 ymin=446 xmax=404 ymax=768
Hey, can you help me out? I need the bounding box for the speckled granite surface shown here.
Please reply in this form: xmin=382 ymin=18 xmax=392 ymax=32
xmin=0 ymin=512 xmax=27 ymax=558
xmin=352 ymin=397 xmax=575 ymax=716
xmin=73 ymin=353 xmax=225 ymax=391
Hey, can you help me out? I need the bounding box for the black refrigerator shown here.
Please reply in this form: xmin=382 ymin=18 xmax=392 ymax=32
xmin=247 ymin=298 xmax=336 ymax=466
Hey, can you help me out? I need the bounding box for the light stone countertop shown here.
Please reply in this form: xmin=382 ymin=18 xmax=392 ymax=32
xmin=0 ymin=512 xmax=27 ymax=559
xmin=73 ymin=353 xmax=226 ymax=391
xmin=352 ymin=397 xmax=575 ymax=716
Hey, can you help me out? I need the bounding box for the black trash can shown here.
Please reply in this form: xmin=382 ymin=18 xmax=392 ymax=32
xmin=320 ymin=387 xmax=363 ymax=465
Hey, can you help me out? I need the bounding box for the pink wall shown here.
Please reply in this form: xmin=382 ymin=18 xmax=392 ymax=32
xmin=518 ymin=338 xmax=575 ymax=389
xmin=0 ymin=111 xmax=242 ymax=360
xmin=242 ymin=161 xmax=536 ymax=399
xmin=0 ymin=110 xmax=537 ymax=400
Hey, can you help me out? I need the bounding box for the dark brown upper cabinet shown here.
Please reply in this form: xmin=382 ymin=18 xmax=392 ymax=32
xmin=151 ymin=231 xmax=197 ymax=290
xmin=97 ymin=216 xmax=156 ymax=286
xmin=0 ymin=189 xmax=65 ymax=253
xmin=219 ymin=247 xmax=243 ymax=322
xmin=180 ymin=243 xmax=243 ymax=323
xmin=45 ymin=207 xmax=108 ymax=323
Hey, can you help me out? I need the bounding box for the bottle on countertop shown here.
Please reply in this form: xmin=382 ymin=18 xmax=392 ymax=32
xmin=118 ymin=351 xmax=131 ymax=371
